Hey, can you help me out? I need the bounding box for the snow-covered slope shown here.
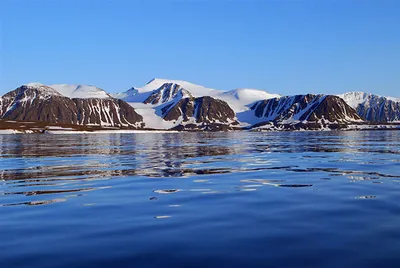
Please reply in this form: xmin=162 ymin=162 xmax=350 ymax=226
xmin=337 ymin=92 xmax=371 ymax=109
xmin=338 ymin=91 xmax=400 ymax=122
xmin=222 ymin=88 xmax=280 ymax=103
xmin=218 ymin=88 xmax=280 ymax=112
xmin=50 ymin=84 xmax=111 ymax=99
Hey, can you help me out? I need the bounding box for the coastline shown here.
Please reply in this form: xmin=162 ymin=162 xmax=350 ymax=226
xmin=1 ymin=119 xmax=399 ymax=134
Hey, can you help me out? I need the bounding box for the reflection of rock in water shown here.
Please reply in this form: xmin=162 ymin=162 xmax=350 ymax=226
xmin=347 ymin=175 xmax=381 ymax=182
xmin=355 ymin=195 xmax=377 ymax=199
xmin=276 ymin=184 xmax=313 ymax=188
xmin=1 ymin=198 xmax=66 ymax=207
xmin=153 ymin=189 xmax=180 ymax=194
xmin=259 ymin=182 xmax=313 ymax=188
xmin=132 ymin=133 xmax=240 ymax=178
xmin=4 ymin=187 xmax=106 ymax=197
xmin=0 ymin=133 xmax=125 ymax=157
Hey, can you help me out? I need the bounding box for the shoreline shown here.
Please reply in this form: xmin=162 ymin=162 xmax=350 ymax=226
xmin=1 ymin=119 xmax=399 ymax=134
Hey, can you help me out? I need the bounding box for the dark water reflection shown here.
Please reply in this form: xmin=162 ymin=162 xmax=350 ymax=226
xmin=1 ymin=131 xmax=400 ymax=268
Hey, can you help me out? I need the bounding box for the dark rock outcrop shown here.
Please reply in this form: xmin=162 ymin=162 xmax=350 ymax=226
xmin=160 ymin=96 xmax=239 ymax=130
xmin=0 ymin=84 xmax=143 ymax=128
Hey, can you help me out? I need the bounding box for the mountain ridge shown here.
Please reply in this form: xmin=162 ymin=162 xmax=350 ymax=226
xmin=1 ymin=79 xmax=399 ymax=131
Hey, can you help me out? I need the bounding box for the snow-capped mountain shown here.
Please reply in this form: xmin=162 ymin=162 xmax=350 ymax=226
xmin=0 ymin=84 xmax=143 ymax=128
xmin=248 ymin=94 xmax=363 ymax=129
xmin=2 ymin=79 xmax=398 ymax=131
xmin=50 ymin=84 xmax=112 ymax=99
xmin=338 ymin=92 xmax=400 ymax=122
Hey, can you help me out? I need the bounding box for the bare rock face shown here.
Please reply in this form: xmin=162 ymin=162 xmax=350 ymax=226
xmin=72 ymin=98 xmax=143 ymax=126
xmin=250 ymin=94 xmax=362 ymax=128
xmin=0 ymin=84 xmax=143 ymax=128
xmin=160 ymin=96 xmax=238 ymax=130
xmin=144 ymin=83 xmax=192 ymax=105
xmin=195 ymin=96 xmax=237 ymax=123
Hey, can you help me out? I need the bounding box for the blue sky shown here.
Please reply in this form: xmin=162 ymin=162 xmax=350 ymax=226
xmin=1 ymin=0 xmax=399 ymax=96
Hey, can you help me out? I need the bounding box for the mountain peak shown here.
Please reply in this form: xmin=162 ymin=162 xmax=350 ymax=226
xmin=19 ymin=83 xmax=63 ymax=97
xmin=137 ymin=78 xmax=216 ymax=97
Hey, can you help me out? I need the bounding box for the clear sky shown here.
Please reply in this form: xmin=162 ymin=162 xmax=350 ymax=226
xmin=1 ymin=0 xmax=399 ymax=97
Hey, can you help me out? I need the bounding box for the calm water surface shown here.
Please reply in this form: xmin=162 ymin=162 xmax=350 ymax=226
xmin=1 ymin=131 xmax=400 ymax=268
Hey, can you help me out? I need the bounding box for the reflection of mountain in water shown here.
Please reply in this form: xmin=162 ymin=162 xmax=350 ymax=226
xmin=1 ymin=131 xmax=399 ymax=207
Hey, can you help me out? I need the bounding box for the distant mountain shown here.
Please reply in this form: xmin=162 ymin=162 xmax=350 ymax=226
xmin=0 ymin=84 xmax=143 ymax=128
xmin=248 ymin=94 xmax=363 ymax=130
xmin=338 ymin=92 xmax=400 ymax=122
xmin=2 ymin=80 xmax=399 ymax=132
